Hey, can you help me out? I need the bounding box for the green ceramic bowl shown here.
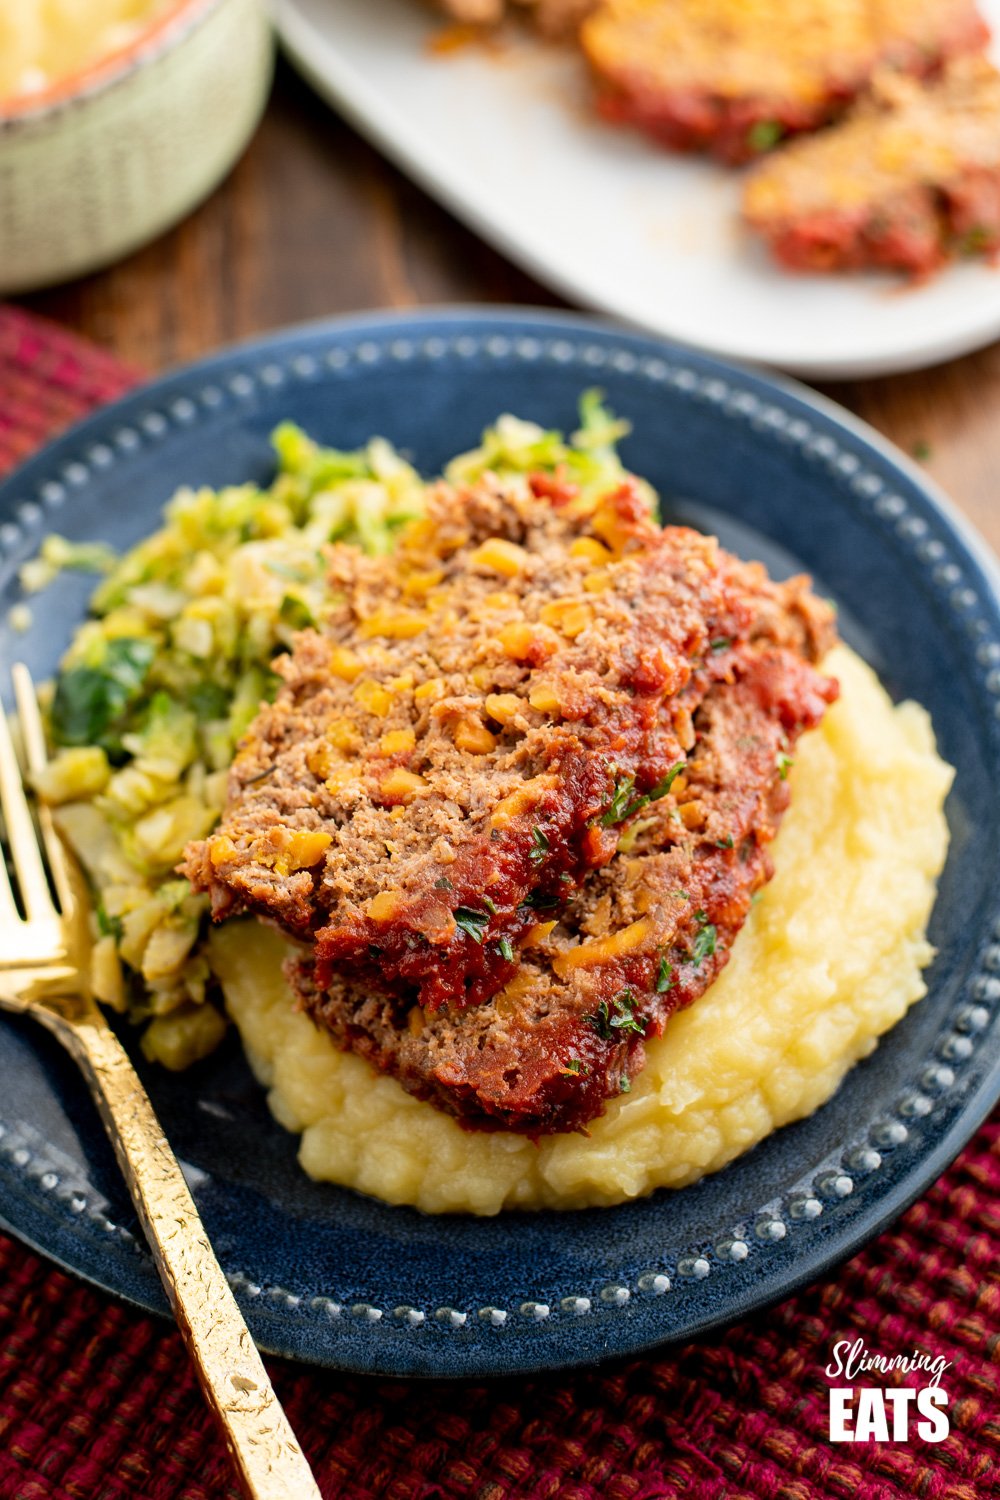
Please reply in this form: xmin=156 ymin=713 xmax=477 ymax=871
xmin=0 ymin=0 xmax=274 ymax=294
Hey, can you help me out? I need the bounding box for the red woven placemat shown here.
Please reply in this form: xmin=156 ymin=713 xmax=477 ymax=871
xmin=0 ymin=305 xmax=997 ymax=1500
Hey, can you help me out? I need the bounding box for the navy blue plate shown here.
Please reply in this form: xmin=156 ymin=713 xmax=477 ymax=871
xmin=1 ymin=310 xmax=999 ymax=1379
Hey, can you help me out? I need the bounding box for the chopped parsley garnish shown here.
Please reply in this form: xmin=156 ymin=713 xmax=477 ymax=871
xmin=498 ymin=936 xmax=515 ymax=962
xmin=454 ymin=906 xmax=490 ymax=943
xmin=529 ymin=826 xmax=550 ymax=865
xmin=587 ymin=988 xmax=647 ymax=1039
xmin=586 ymin=999 xmax=613 ymax=1040
xmin=710 ymin=637 xmax=732 ymax=652
xmin=655 ymin=956 xmax=674 ymax=993
xmin=776 ymin=752 xmax=794 ymax=781
xmin=647 ymin=762 xmax=686 ymax=802
xmin=599 ymin=761 xmax=685 ymax=825
xmin=481 ymin=895 xmax=498 ymax=914
xmin=521 ymin=890 xmax=559 ymax=910
xmin=690 ymin=919 xmax=718 ymax=966
xmin=715 ymin=834 xmax=735 ymax=849
xmin=434 ymin=876 xmax=454 ymax=890
xmin=600 ymin=772 xmax=639 ymax=827
xmin=912 ymin=439 xmax=932 ymax=462
xmin=619 ymin=1074 xmax=632 ymax=1094
xmin=747 ymin=119 xmax=784 ymax=153
xmin=561 ymin=1058 xmax=588 ymax=1077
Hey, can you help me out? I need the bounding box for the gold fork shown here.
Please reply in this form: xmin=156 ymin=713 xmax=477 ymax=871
xmin=0 ymin=665 xmax=322 ymax=1500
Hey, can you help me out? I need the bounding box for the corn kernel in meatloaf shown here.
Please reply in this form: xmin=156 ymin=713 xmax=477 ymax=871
xmin=581 ymin=0 xmax=988 ymax=164
xmin=292 ymin=639 xmax=838 ymax=1133
xmin=184 ymin=472 xmax=805 ymax=1012
xmin=744 ymin=56 xmax=1000 ymax=276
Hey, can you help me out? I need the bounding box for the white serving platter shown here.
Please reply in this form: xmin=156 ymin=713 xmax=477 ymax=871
xmin=274 ymin=0 xmax=1000 ymax=378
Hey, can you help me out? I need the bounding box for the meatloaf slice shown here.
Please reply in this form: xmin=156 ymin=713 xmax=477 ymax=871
xmin=428 ymin=0 xmax=594 ymax=36
xmin=184 ymin=472 xmax=761 ymax=1011
xmin=581 ymin=0 xmax=988 ymax=165
xmin=291 ymin=637 xmax=839 ymax=1134
xmin=743 ymin=55 xmax=1000 ymax=277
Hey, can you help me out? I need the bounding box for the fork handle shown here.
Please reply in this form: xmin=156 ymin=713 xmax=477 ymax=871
xmin=40 ymin=998 xmax=322 ymax=1500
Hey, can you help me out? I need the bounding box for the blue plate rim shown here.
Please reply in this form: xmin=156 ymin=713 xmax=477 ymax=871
xmin=0 ymin=305 xmax=998 ymax=1378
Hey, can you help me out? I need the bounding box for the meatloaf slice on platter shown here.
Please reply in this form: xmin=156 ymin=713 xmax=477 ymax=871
xmin=743 ymin=55 xmax=1000 ymax=277
xmin=185 ymin=472 xmax=767 ymax=1010
xmin=291 ymin=637 xmax=838 ymax=1134
xmin=428 ymin=0 xmax=594 ymax=36
xmin=580 ymin=0 xmax=989 ymax=164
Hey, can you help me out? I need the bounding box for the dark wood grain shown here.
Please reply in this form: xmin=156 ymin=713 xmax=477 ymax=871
xmin=19 ymin=59 xmax=1000 ymax=555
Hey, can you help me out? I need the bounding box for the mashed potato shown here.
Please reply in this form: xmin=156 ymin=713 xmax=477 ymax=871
xmin=208 ymin=644 xmax=953 ymax=1214
xmin=0 ymin=1 xmax=173 ymax=103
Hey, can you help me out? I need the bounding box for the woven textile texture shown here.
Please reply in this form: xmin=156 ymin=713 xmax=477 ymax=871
xmin=0 ymin=305 xmax=997 ymax=1500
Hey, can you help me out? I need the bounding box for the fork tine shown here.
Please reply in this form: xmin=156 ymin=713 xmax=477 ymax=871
xmin=0 ymin=677 xmax=57 ymax=923
xmin=0 ymin=753 xmax=20 ymax=930
xmin=11 ymin=664 xmax=75 ymax=918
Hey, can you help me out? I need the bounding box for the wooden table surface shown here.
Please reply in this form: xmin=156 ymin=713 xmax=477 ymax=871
xmin=19 ymin=58 xmax=1000 ymax=557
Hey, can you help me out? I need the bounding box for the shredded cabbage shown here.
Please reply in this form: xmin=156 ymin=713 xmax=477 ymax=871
xmin=31 ymin=399 xmax=638 ymax=1067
